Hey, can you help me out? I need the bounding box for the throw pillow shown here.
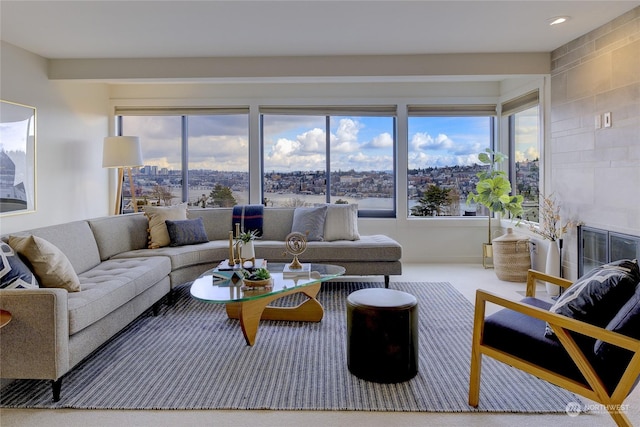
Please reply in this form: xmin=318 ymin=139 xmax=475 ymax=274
xmin=144 ymin=203 xmax=188 ymax=249
xmin=545 ymin=259 xmax=640 ymax=338
xmin=315 ymin=203 xmax=360 ymax=241
xmin=166 ymin=217 xmax=209 ymax=247
xmin=594 ymin=283 xmax=640 ymax=361
xmin=8 ymin=235 xmax=81 ymax=292
xmin=0 ymin=241 xmax=39 ymax=289
xmin=291 ymin=206 xmax=328 ymax=242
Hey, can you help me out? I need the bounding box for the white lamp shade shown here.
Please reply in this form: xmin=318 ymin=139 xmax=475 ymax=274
xmin=102 ymin=136 xmax=143 ymax=168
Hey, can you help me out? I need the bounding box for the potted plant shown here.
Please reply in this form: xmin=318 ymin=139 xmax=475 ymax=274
xmin=467 ymin=149 xmax=524 ymax=267
xmin=241 ymin=267 xmax=272 ymax=288
xmin=237 ymin=229 xmax=259 ymax=263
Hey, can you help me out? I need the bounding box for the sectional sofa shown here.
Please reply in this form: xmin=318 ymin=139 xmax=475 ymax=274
xmin=0 ymin=205 xmax=402 ymax=400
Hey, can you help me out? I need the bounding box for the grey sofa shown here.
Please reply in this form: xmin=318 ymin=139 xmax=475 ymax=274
xmin=0 ymin=207 xmax=402 ymax=401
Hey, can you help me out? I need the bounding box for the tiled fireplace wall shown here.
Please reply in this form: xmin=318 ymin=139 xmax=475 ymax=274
xmin=549 ymin=6 xmax=640 ymax=280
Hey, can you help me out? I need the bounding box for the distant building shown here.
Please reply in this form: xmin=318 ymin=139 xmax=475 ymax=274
xmin=0 ymin=150 xmax=27 ymax=212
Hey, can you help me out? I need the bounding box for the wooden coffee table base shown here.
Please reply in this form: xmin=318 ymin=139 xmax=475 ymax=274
xmin=225 ymin=282 xmax=323 ymax=346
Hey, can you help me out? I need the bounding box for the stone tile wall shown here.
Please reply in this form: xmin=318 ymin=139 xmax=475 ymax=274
xmin=550 ymin=6 xmax=639 ymax=279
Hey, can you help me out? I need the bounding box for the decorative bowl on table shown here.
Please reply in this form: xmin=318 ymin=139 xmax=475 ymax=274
xmin=241 ymin=267 xmax=273 ymax=288
xmin=242 ymin=277 xmax=273 ymax=288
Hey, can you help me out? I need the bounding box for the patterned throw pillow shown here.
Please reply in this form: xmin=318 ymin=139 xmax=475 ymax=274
xmin=144 ymin=203 xmax=188 ymax=248
xmin=166 ymin=217 xmax=209 ymax=247
xmin=8 ymin=235 xmax=81 ymax=292
xmin=0 ymin=241 xmax=39 ymax=289
xmin=545 ymin=259 xmax=640 ymax=338
xmin=291 ymin=206 xmax=328 ymax=242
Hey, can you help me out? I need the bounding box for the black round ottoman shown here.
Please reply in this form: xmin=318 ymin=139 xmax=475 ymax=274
xmin=346 ymin=288 xmax=418 ymax=383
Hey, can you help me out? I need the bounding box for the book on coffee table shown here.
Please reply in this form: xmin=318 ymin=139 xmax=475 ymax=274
xmin=283 ymin=263 xmax=311 ymax=279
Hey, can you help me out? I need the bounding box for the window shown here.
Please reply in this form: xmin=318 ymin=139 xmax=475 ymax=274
xmin=118 ymin=108 xmax=249 ymax=212
xmin=261 ymin=107 xmax=396 ymax=217
xmin=503 ymin=91 xmax=540 ymax=222
xmin=407 ymin=105 xmax=496 ymax=217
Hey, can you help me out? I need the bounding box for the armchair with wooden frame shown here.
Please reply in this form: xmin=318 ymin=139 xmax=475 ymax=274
xmin=469 ymin=269 xmax=640 ymax=427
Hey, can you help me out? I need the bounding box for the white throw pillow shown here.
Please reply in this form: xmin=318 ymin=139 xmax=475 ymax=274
xmin=318 ymin=203 xmax=360 ymax=241
xmin=144 ymin=203 xmax=188 ymax=249
xmin=8 ymin=235 xmax=81 ymax=292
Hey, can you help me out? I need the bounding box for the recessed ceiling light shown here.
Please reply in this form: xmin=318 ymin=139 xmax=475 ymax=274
xmin=549 ymin=16 xmax=571 ymax=26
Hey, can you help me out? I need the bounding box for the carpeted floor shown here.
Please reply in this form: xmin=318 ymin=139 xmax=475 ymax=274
xmin=0 ymin=281 xmax=581 ymax=412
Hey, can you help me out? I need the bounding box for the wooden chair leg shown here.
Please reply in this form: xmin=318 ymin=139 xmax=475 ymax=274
xmin=468 ymin=347 xmax=482 ymax=407
xmin=610 ymin=408 xmax=632 ymax=427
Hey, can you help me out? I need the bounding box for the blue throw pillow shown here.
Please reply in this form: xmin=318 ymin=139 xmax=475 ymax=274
xmin=545 ymin=259 xmax=640 ymax=338
xmin=165 ymin=218 xmax=209 ymax=247
xmin=0 ymin=241 xmax=39 ymax=289
xmin=594 ymin=284 xmax=640 ymax=361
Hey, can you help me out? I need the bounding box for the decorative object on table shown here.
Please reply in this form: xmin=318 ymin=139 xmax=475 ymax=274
xmin=491 ymin=228 xmax=531 ymax=282
xmin=237 ymin=229 xmax=258 ymax=266
xmin=283 ymin=262 xmax=311 ymax=279
xmin=103 ymin=136 xmax=144 ymax=215
xmin=240 ymin=267 xmax=272 ymax=289
xmin=211 ymin=270 xmax=243 ymax=286
xmin=0 ymin=100 xmax=36 ymax=216
xmin=216 ymin=258 xmax=266 ymax=271
xmin=527 ymin=193 xmax=581 ymax=296
xmin=466 ymin=149 xmax=524 ymax=269
xmin=284 ymin=231 xmax=308 ymax=270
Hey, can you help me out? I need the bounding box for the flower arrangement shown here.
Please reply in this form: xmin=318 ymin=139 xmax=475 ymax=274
xmin=528 ymin=193 xmax=580 ymax=241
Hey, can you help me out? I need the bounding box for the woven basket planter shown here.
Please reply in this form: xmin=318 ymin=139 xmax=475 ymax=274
xmin=492 ymin=228 xmax=531 ymax=282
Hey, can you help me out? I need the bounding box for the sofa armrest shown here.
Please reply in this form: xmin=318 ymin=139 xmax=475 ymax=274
xmin=0 ymin=288 xmax=70 ymax=381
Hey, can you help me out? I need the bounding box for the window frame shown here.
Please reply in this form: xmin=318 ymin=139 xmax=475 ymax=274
xmin=116 ymin=107 xmax=250 ymax=211
xmin=259 ymin=106 xmax=398 ymax=218
xmin=406 ymin=105 xmax=498 ymax=219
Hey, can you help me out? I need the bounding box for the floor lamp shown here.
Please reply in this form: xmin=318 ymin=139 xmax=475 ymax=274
xmin=103 ymin=136 xmax=144 ymax=215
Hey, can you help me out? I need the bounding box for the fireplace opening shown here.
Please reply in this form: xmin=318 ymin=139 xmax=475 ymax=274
xmin=578 ymin=226 xmax=640 ymax=276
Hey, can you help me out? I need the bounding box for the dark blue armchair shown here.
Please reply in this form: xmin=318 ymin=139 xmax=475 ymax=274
xmin=469 ymin=267 xmax=640 ymax=427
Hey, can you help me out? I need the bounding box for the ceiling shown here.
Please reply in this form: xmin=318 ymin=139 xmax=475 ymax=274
xmin=1 ymin=1 xmax=639 ymax=60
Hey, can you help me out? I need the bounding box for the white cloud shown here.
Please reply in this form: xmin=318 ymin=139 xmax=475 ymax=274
xmin=368 ymin=132 xmax=393 ymax=148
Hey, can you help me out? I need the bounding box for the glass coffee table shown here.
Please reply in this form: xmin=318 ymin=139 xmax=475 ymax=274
xmin=190 ymin=263 xmax=345 ymax=346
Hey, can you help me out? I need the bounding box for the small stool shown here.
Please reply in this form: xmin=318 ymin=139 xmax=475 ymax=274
xmin=347 ymin=288 xmax=418 ymax=383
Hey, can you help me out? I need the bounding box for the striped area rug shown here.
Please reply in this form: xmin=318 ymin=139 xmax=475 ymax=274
xmin=0 ymin=281 xmax=581 ymax=412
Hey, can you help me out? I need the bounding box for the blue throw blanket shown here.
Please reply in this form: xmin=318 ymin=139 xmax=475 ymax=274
xmin=232 ymin=204 xmax=264 ymax=237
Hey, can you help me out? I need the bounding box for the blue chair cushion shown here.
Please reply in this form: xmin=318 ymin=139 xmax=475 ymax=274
xmin=482 ymin=297 xmax=625 ymax=392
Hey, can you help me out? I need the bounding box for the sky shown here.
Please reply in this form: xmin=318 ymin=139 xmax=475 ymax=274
xmin=121 ymin=109 xmax=539 ymax=173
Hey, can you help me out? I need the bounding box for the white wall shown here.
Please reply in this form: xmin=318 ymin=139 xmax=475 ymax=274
xmin=0 ymin=42 xmax=110 ymax=234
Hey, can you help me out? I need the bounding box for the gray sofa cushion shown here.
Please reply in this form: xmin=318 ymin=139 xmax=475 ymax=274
xmin=69 ymin=256 xmax=171 ymax=335
xmin=255 ymin=235 xmax=402 ymax=262
xmin=21 ymin=220 xmax=102 ymax=275
xmin=112 ymin=241 xmax=230 ymax=271
xmin=187 ymin=209 xmax=234 ymax=241
xmin=88 ymin=213 xmax=149 ymax=261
